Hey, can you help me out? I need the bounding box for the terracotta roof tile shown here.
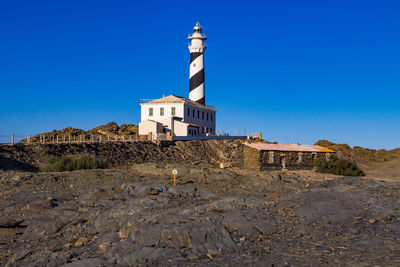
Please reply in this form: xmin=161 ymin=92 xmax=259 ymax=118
xmin=140 ymin=95 xmax=217 ymax=111
xmin=244 ymin=142 xmax=335 ymax=152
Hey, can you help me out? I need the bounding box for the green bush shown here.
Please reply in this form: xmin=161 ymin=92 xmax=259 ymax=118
xmin=40 ymin=155 xmax=108 ymax=172
xmin=314 ymin=156 xmax=365 ymax=176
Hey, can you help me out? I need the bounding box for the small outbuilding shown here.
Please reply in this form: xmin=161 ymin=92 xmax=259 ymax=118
xmin=243 ymin=142 xmax=335 ymax=171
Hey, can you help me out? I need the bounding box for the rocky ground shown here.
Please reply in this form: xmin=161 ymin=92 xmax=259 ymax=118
xmin=1 ymin=164 xmax=400 ymax=266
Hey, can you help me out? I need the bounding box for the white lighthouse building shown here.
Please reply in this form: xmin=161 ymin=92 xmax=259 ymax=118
xmin=138 ymin=22 xmax=216 ymax=139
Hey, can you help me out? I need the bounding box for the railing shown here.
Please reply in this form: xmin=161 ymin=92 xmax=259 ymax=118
xmin=206 ymin=105 xmax=217 ymax=111
xmin=139 ymin=99 xmax=217 ymax=111
xmin=0 ymin=133 xmax=140 ymax=145
xmin=139 ymin=99 xmax=154 ymax=104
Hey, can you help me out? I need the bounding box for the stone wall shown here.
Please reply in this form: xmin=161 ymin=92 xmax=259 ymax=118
xmin=242 ymin=145 xmax=260 ymax=169
xmin=244 ymin=146 xmax=330 ymax=171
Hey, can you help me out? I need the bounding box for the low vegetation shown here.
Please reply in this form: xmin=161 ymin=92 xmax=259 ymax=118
xmin=40 ymin=155 xmax=108 ymax=172
xmin=315 ymin=140 xmax=400 ymax=164
xmin=314 ymin=156 xmax=365 ymax=176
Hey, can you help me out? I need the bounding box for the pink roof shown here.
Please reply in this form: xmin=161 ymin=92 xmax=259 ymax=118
xmin=244 ymin=142 xmax=335 ymax=152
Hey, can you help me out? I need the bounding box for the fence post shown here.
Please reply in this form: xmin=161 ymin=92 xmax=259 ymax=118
xmin=11 ymin=134 xmax=14 ymax=145
xmin=56 ymin=135 xmax=59 ymax=143
xmin=99 ymin=135 xmax=102 ymax=142
xmin=107 ymin=134 xmax=110 ymax=141
xmin=130 ymin=135 xmax=132 ymax=142
xmin=27 ymin=134 xmax=31 ymax=144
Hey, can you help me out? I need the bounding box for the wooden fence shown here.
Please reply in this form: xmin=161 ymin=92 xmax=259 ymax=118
xmin=0 ymin=134 xmax=139 ymax=145
xmin=1 ymin=132 xmax=252 ymax=145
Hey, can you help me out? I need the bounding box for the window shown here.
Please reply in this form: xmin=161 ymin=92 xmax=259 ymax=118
xmin=202 ymin=112 xmax=204 ymax=120
xmin=171 ymin=107 xmax=176 ymax=116
xmin=189 ymin=129 xmax=192 ymax=134
xmin=211 ymin=113 xmax=213 ymax=122
xmin=298 ymin=153 xmax=303 ymax=163
xmin=193 ymin=109 xmax=195 ymax=117
xmin=207 ymin=113 xmax=209 ymax=121
xmin=160 ymin=107 xmax=164 ymax=116
xmin=149 ymin=108 xmax=153 ymax=116
xmin=269 ymin=152 xmax=274 ymax=164
xmin=197 ymin=110 xmax=200 ymax=119
xmin=202 ymin=128 xmax=204 ymax=134
xmin=188 ymin=108 xmax=190 ymax=116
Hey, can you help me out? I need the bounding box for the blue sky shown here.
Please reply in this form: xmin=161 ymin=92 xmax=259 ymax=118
xmin=0 ymin=0 xmax=399 ymax=149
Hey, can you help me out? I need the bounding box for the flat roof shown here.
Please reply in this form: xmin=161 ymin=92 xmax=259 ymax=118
xmin=244 ymin=142 xmax=335 ymax=152
xmin=178 ymin=121 xmax=200 ymax=128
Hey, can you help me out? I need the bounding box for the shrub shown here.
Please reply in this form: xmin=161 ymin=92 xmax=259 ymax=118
xmin=314 ymin=156 xmax=365 ymax=176
xmin=40 ymin=155 xmax=108 ymax=172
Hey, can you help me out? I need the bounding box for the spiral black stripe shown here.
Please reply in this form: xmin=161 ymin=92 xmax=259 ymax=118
xmin=189 ymin=68 xmax=204 ymax=92
xmin=190 ymin=52 xmax=202 ymax=63
xmin=196 ymin=96 xmax=205 ymax=106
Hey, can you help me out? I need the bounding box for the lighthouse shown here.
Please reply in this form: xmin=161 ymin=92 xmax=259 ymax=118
xmin=188 ymin=21 xmax=207 ymax=105
xmin=138 ymin=21 xmax=216 ymax=138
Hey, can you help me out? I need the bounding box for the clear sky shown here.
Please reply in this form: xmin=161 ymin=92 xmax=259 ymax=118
xmin=0 ymin=0 xmax=399 ymax=149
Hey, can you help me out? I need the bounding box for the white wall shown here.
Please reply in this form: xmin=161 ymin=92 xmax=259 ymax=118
xmin=141 ymin=103 xmax=184 ymax=123
xmin=173 ymin=120 xmax=189 ymax=136
xmin=183 ymin=103 xmax=216 ymax=135
xmin=138 ymin=120 xmax=163 ymax=135
xmin=140 ymin=101 xmax=216 ymax=136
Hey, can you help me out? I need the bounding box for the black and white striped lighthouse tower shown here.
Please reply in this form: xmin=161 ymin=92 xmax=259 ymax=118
xmin=188 ymin=22 xmax=207 ymax=105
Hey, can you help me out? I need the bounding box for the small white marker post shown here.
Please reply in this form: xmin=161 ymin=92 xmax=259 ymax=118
xmin=172 ymin=169 xmax=178 ymax=186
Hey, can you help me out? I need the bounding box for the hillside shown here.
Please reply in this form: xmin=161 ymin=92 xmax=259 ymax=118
xmin=27 ymin=122 xmax=138 ymax=143
xmin=315 ymin=140 xmax=400 ymax=179
xmin=0 ymin=140 xmax=243 ymax=172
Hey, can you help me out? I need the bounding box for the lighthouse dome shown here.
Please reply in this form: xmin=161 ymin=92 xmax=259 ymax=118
xmin=193 ymin=22 xmax=202 ymax=32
